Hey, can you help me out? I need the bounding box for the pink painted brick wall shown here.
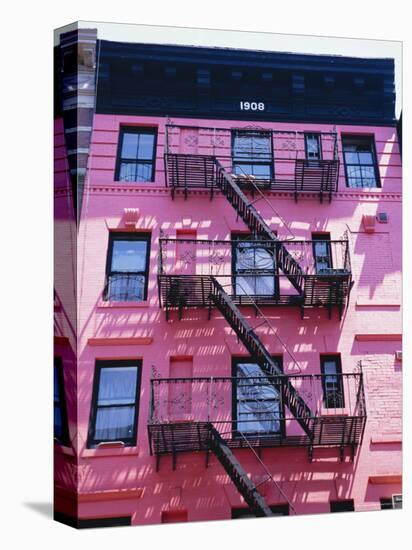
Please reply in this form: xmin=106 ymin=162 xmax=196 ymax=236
xmin=55 ymin=114 xmax=402 ymax=524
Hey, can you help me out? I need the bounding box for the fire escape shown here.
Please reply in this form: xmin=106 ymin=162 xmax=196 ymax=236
xmin=149 ymin=123 xmax=365 ymax=517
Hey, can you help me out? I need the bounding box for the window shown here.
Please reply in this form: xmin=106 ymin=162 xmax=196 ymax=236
xmin=115 ymin=127 xmax=157 ymax=182
xmin=54 ymin=357 xmax=70 ymax=446
xmin=232 ymin=504 xmax=289 ymax=519
xmin=312 ymin=233 xmax=332 ymax=273
xmin=232 ymin=130 xmax=273 ymax=180
xmin=232 ymin=236 xmax=277 ymax=297
xmin=342 ymin=135 xmax=380 ymax=188
xmin=330 ymin=500 xmax=354 ymax=513
xmin=88 ymin=360 xmax=142 ymax=448
xmin=161 ymin=510 xmax=188 ymax=524
xmin=55 ymin=511 xmax=132 ymax=528
xmin=380 ymin=496 xmax=402 ymax=510
xmin=105 ymin=233 xmax=151 ymax=301
xmin=305 ymin=133 xmax=322 ymax=161
xmin=320 ymin=355 xmax=345 ymax=409
xmin=233 ymin=358 xmax=284 ymax=437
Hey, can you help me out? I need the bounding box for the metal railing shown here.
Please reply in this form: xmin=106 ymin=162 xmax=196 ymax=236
xmin=164 ymin=123 xmax=340 ymax=198
xmin=158 ymin=237 xmax=351 ymax=278
xmin=149 ymin=373 xmax=365 ymax=427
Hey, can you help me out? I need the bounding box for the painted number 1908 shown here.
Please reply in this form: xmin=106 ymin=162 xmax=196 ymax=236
xmin=240 ymin=101 xmax=265 ymax=111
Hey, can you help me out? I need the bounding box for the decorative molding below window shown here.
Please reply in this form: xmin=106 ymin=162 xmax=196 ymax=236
xmin=370 ymin=435 xmax=402 ymax=445
xmin=368 ymin=474 xmax=402 ymax=485
xmin=87 ymin=337 xmax=153 ymax=346
xmin=355 ymin=334 xmax=402 ymax=341
xmin=55 ymin=485 xmax=144 ymax=502
xmin=123 ymin=207 xmax=140 ymax=227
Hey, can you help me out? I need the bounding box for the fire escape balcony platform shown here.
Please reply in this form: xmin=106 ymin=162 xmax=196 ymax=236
xmin=165 ymin=153 xmax=339 ymax=201
xmin=148 ymin=374 xmax=366 ymax=457
xmin=148 ymin=417 xmax=366 ymax=456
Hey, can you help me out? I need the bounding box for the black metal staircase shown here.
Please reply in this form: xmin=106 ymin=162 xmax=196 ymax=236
xmin=207 ymin=423 xmax=273 ymax=517
xmin=209 ymin=277 xmax=314 ymax=438
xmin=213 ymin=159 xmax=304 ymax=294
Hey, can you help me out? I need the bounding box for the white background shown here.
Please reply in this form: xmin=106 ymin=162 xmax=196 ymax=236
xmin=0 ymin=1 xmax=409 ymax=548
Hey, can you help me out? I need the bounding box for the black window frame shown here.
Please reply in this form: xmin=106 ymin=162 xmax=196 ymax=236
xmin=54 ymin=512 xmax=132 ymax=529
xmin=232 ymin=504 xmax=289 ymax=519
xmin=380 ymin=498 xmax=393 ymax=510
xmin=87 ymin=359 xmax=142 ymax=449
xmin=104 ymin=232 xmax=151 ymax=302
xmin=54 ymin=357 xmax=70 ymax=446
xmin=304 ymin=133 xmax=323 ymax=161
xmin=320 ymin=355 xmax=345 ymax=409
xmin=312 ymin=233 xmax=333 ymax=274
xmin=232 ymin=356 xmax=285 ymax=439
xmin=330 ymin=500 xmax=355 ymax=513
xmin=342 ymin=134 xmax=381 ymax=188
xmin=231 ymin=129 xmax=274 ymax=180
xmin=231 ymin=234 xmax=279 ymax=298
xmin=115 ymin=126 xmax=157 ymax=183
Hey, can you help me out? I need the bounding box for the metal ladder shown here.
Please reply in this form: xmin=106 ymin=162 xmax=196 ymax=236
xmin=209 ymin=277 xmax=314 ymax=439
xmin=213 ymin=159 xmax=304 ymax=294
xmin=207 ymin=424 xmax=273 ymax=517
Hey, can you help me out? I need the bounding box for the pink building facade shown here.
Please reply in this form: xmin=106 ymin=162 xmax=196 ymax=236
xmin=54 ymin=29 xmax=402 ymax=527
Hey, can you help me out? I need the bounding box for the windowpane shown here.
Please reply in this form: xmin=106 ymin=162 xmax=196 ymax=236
xmin=54 ymin=405 xmax=62 ymax=437
xmin=358 ymin=151 xmax=374 ymax=164
xmin=137 ymin=134 xmax=156 ymax=160
xmin=234 ymin=240 xmax=276 ymax=296
xmin=321 ymin=357 xmax=344 ymax=408
xmin=54 ymin=366 xmax=60 ymax=402
xmin=232 ymin=131 xmax=272 ymax=180
xmin=251 ymin=164 xmax=271 ymax=178
xmin=306 ymin=134 xmax=321 ymax=160
xmin=111 ymin=240 xmax=147 ymax=272
xmin=121 ymin=133 xmax=139 ymax=159
xmin=94 ymin=406 xmax=136 ymax=440
xmin=89 ymin=361 xmax=142 ymax=447
xmin=343 ymin=136 xmax=379 ymax=188
xmin=106 ymin=235 xmax=150 ymax=302
xmin=117 ymin=128 xmax=156 ymax=182
xmin=235 ymin=361 xmax=282 ymax=435
xmin=119 ymin=162 xmax=153 ymax=182
xmin=107 ymin=274 xmax=145 ymax=301
xmin=98 ymin=367 xmax=138 ymax=405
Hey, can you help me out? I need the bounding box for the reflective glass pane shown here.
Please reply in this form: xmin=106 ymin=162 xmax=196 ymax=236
xmin=136 ymin=133 xmax=155 ymax=160
xmin=251 ymin=164 xmax=271 ymax=178
xmin=233 ymin=135 xmax=253 ymax=158
xmin=323 ymin=360 xmax=338 ymax=375
xmin=111 ymin=240 xmax=147 ymax=272
xmin=344 ymin=152 xmax=359 ymax=164
xmin=108 ymin=274 xmax=145 ymax=301
xmin=233 ymin=163 xmax=252 ymax=176
xmin=54 ymin=366 xmax=60 ymax=402
xmin=54 ymin=405 xmax=62 ymax=437
xmin=98 ymin=367 xmax=138 ymax=405
xmin=95 ymin=406 xmax=135 ymax=440
xmin=121 ymin=133 xmax=139 ymax=159
xmin=119 ymin=162 xmax=153 ymax=182
xmin=358 ymin=152 xmax=374 ymax=165
xmin=314 ymin=241 xmax=328 ymax=256
xmin=235 ymin=275 xmax=256 ymax=296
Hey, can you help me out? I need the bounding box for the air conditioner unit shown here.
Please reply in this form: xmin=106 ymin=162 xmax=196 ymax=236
xmin=392 ymin=494 xmax=402 ymax=509
xmin=377 ymin=212 xmax=389 ymax=223
xmin=395 ymin=351 xmax=402 ymax=361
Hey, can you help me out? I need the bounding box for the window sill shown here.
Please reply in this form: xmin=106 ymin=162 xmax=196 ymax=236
xmin=97 ymin=300 xmax=150 ymax=309
xmin=319 ymin=410 xmax=348 ymax=417
xmin=81 ymin=446 xmax=140 ymax=458
xmin=54 ymin=441 xmax=75 ymax=456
